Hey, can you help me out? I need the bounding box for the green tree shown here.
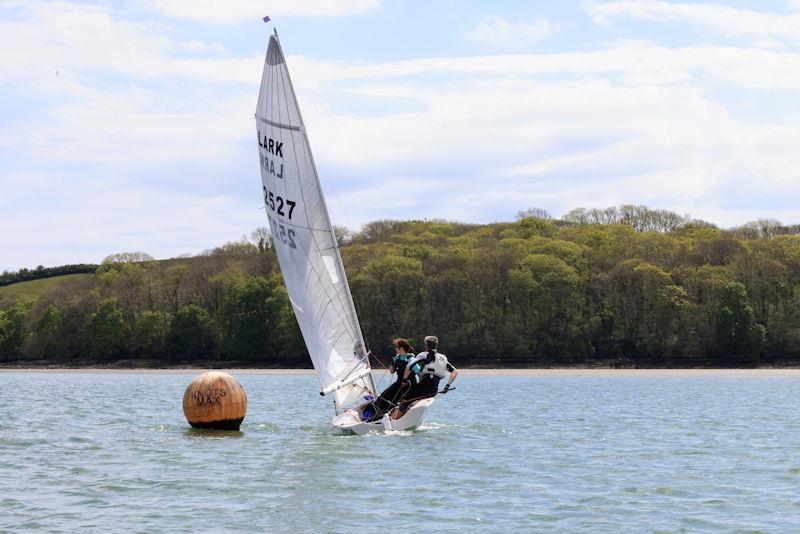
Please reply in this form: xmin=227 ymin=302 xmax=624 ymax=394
xmin=713 ymin=282 xmax=765 ymax=365
xmin=161 ymin=264 xmax=190 ymax=312
xmin=605 ymin=261 xmax=692 ymax=362
xmin=168 ymin=304 xmax=218 ymax=359
xmin=31 ymin=304 xmax=65 ymax=358
xmin=219 ymin=276 xmax=284 ymax=360
xmin=83 ymin=299 xmax=128 ymax=360
xmin=0 ymin=302 xmax=31 ymax=361
xmin=508 ymin=253 xmax=590 ymax=362
xmin=130 ymin=310 xmax=171 ymax=357
xmin=101 ymin=252 xmax=155 ymax=265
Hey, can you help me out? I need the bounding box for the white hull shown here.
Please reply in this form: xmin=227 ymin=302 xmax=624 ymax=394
xmin=332 ymin=398 xmax=435 ymax=435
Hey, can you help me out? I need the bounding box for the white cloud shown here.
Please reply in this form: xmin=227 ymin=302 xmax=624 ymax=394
xmin=146 ymin=0 xmax=381 ymax=23
xmin=0 ymin=1 xmax=265 ymax=269
xmin=465 ymin=15 xmax=554 ymax=48
xmin=0 ymin=170 xmax=260 ymax=267
xmin=585 ymin=0 xmax=800 ymax=48
xmin=0 ymin=89 xmax=253 ymax=167
xmin=180 ymin=40 xmax=226 ymax=54
xmin=288 ymin=43 xmax=800 ymax=92
xmin=0 ymin=2 xmax=261 ymax=90
xmin=2 ymin=0 xmax=800 ymax=270
xmin=0 ymin=2 xmax=259 ymax=168
xmin=286 ymin=42 xmax=800 ymax=229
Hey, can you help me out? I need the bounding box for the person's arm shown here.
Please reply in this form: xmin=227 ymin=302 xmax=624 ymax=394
xmin=442 ymin=363 xmax=457 ymax=392
xmin=388 ymin=354 xmax=400 ymax=375
xmin=403 ymin=354 xmax=425 ymax=380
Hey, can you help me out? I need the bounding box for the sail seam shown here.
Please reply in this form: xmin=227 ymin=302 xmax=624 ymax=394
xmin=265 ymin=220 xmax=335 ymax=233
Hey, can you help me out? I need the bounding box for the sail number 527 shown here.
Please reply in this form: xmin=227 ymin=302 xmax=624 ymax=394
xmin=263 ymin=186 xmax=296 ymax=219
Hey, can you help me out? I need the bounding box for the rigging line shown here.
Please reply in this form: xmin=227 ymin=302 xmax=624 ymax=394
xmin=372 ymin=293 xmax=399 ymax=393
xmin=263 ymin=46 xmax=348 ymax=389
xmin=381 ymin=392 xmax=434 ymax=410
xmin=273 ymin=55 xmax=361 ymax=354
xmin=370 ymin=351 xmax=390 ymax=370
xmin=372 ymin=353 xmax=391 ymax=394
xmin=275 ymin=65 xmax=358 ymax=349
xmin=306 ymin=128 xmax=382 ymax=368
xmin=378 ymin=292 xmax=399 ymax=340
xmin=312 ymin=149 xmax=356 ymax=240
xmin=375 ymin=294 xmax=398 ymax=388
xmin=273 ymin=41 xmax=363 ymax=342
xmin=266 ymin=211 xmax=357 ymax=363
xmin=307 ymin=105 xmax=405 ymax=374
xmin=276 ymin=42 xmax=369 ymax=365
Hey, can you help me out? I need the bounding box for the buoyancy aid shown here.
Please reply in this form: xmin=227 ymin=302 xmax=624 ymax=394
xmin=421 ymin=350 xmax=448 ymax=379
xmin=392 ymin=353 xmax=420 ymax=379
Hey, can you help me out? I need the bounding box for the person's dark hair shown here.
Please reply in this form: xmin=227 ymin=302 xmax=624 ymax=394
xmin=424 ymin=335 xmax=438 ymax=352
xmin=393 ymin=338 xmax=413 ymax=353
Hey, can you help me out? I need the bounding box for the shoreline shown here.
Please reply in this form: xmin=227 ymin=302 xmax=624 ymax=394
xmin=4 ymin=367 xmax=800 ymax=377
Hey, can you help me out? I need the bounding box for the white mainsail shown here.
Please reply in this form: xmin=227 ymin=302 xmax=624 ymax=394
xmin=255 ymin=33 xmax=376 ymax=412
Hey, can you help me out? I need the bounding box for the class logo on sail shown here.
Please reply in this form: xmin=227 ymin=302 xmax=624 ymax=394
xmin=258 ymin=131 xmax=284 ymax=179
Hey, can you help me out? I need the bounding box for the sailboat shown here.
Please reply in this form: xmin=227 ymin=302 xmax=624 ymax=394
xmin=255 ymin=32 xmax=434 ymax=434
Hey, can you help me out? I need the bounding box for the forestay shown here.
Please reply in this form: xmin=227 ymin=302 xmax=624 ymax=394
xmin=255 ymin=34 xmax=376 ymax=412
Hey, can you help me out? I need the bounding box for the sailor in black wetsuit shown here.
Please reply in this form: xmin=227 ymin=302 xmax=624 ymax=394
xmin=391 ymin=335 xmax=458 ymax=420
xmin=374 ymin=338 xmax=419 ymax=415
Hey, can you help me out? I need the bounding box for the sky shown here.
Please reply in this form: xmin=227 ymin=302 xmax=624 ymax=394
xmin=2 ymin=0 xmax=800 ymax=271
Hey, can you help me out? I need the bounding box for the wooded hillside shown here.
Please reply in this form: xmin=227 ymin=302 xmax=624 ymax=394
xmin=1 ymin=206 xmax=799 ymax=367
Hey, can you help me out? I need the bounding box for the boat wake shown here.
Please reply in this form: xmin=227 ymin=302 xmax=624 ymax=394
xmin=417 ymin=422 xmax=446 ymax=431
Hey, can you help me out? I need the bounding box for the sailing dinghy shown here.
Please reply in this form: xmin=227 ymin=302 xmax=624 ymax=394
xmin=255 ymin=32 xmax=433 ymax=435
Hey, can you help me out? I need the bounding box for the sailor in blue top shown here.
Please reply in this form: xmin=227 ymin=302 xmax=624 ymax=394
xmin=374 ymin=338 xmax=419 ymax=416
xmin=391 ymin=335 xmax=457 ymax=420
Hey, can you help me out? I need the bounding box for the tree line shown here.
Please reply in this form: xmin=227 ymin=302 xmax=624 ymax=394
xmin=0 ymin=264 xmax=99 ymax=287
xmin=1 ymin=206 xmax=799 ymax=367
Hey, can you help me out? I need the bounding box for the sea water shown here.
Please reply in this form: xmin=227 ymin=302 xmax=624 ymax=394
xmin=2 ymin=371 xmax=800 ymax=532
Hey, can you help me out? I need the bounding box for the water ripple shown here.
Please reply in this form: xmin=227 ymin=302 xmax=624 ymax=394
xmin=3 ymin=372 xmax=800 ymax=531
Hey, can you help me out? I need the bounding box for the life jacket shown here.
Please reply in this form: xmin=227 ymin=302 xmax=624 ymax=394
xmin=393 ymin=354 xmax=420 ymax=379
xmin=392 ymin=353 xmax=409 ymax=365
xmin=421 ymin=350 xmax=448 ymax=379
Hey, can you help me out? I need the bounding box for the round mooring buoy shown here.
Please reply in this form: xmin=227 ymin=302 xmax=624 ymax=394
xmin=183 ymin=371 xmax=247 ymax=431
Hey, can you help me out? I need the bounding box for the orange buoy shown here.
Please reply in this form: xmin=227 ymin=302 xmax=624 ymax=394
xmin=182 ymin=371 xmax=247 ymax=430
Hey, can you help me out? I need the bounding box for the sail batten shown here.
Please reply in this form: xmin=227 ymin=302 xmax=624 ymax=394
xmin=256 ymin=35 xmax=375 ymax=411
xmin=258 ymin=117 xmax=302 ymax=131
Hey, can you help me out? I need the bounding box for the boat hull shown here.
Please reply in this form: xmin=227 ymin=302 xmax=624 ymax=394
xmin=332 ymin=397 xmax=435 ymax=435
